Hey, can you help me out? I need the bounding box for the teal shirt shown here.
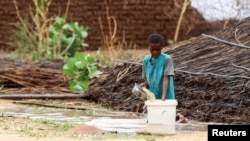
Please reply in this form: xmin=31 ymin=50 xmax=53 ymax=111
xmin=142 ymin=53 xmax=175 ymax=99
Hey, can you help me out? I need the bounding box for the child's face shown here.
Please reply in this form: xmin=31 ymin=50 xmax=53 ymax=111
xmin=149 ymin=43 xmax=162 ymax=58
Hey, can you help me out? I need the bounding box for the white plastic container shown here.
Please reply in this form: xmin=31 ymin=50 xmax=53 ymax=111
xmin=145 ymin=99 xmax=178 ymax=134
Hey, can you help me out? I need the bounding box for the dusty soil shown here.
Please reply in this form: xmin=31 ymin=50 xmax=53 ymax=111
xmin=0 ymin=99 xmax=207 ymax=141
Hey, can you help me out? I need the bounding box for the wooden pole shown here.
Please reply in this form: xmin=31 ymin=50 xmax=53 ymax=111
xmin=174 ymin=0 xmax=190 ymax=42
xmin=0 ymin=94 xmax=88 ymax=100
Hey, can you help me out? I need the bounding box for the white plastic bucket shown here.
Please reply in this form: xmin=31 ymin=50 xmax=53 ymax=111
xmin=145 ymin=99 xmax=178 ymax=134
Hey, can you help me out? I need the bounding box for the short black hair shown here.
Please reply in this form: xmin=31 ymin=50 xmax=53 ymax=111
xmin=147 ymin=33 xmax=164 ymax=45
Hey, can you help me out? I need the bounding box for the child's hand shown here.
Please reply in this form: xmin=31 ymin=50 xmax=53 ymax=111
xmin=140 ymin=82 xmax=147 ymax=88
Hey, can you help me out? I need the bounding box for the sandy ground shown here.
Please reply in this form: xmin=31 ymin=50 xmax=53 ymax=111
xmin=0 ymin=100 xmax=207 ymax=141
xmin=0 ymin=132 xmax=207 ymax=141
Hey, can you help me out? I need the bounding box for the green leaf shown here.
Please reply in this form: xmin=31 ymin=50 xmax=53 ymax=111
xmin=81 ymin=81 xmax=89 ymax=90
xmin=86 ymin=56 xmax=95 ymax=64
xmin=75 ymin=53 xmax=84 ymax=62
xmin=62 ymin=37 xmax=74 ymax=46
xmin=63 ymin=23 xmax=73 ymax=31
xmin=63 ymin=58 xmax=76 ymax=77
xmin=63 ymin=64 xmax=74 ymax=77
xmin=75 ymin=61 xmax=83 ymax=69
xmin=69 ymin=80 xmax=85 ymax=92
xmin=81 ymin=42 xmax=89 ymax=47
xmin=90 ymin=66 xmax=98 ymax=73
xmin=72 ymin=22 xmax=79 ymax=30
xmin=67 ymin=58 xmax=76 ymax=69
xmin=74 ymin=84 xmax=84 ymax=91
xmin=81 ymin=31 xmax=88 ymax=38
xmin=69 ymin=80 xmax=76 ymax=91
xmin=55 ymin=17 xmax=65 ymax=26
xmin=88 ymin=70 xmax=102 ymax=79
xmin=62 ymin=24 xmax=70 ymax=30
xmin=78 ymin=71 xmax=89 ymax=81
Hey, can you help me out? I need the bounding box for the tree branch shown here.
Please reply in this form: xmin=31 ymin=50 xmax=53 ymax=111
xmin=231 ymin=63 xmax=250 ymax=72
xmin=175 ymin=69 xmax=250 ymax=79
xmin=202 ymin=33 xmax=250 ymax=49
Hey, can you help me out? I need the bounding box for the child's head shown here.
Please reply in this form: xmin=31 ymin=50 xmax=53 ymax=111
xmin=147 ymin=33 xmax=164 ymax=58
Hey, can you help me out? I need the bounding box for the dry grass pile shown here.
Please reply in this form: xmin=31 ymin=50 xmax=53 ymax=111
xmin=0 ymin=59 xmax=70 ymax=94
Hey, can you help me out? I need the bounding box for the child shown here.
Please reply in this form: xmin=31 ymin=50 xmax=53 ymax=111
xmin=140 ymin=33 xmax=175 ymax=100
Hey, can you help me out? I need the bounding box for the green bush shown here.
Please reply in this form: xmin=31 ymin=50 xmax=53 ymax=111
xmin=9 ymin=0 xmax=88 ymax=61
xmin=63 ymin=53 xmax=102 ymax=92
xmin=45 ymin=17 xmax=89 ymax=59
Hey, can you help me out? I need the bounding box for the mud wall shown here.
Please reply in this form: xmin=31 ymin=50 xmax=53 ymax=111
xmin=0 ymin=0 xmax=226 ymax=51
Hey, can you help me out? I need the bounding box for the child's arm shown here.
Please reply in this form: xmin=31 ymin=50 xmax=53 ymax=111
xmin=141 ymin=62 xmax=148 ymax=88
xmin=162 ymin=75 xmax=169 ymax=100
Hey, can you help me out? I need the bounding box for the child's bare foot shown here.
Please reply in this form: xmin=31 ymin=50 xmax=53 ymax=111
xmin=176 ymin=113 xmax=188 ymax=123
